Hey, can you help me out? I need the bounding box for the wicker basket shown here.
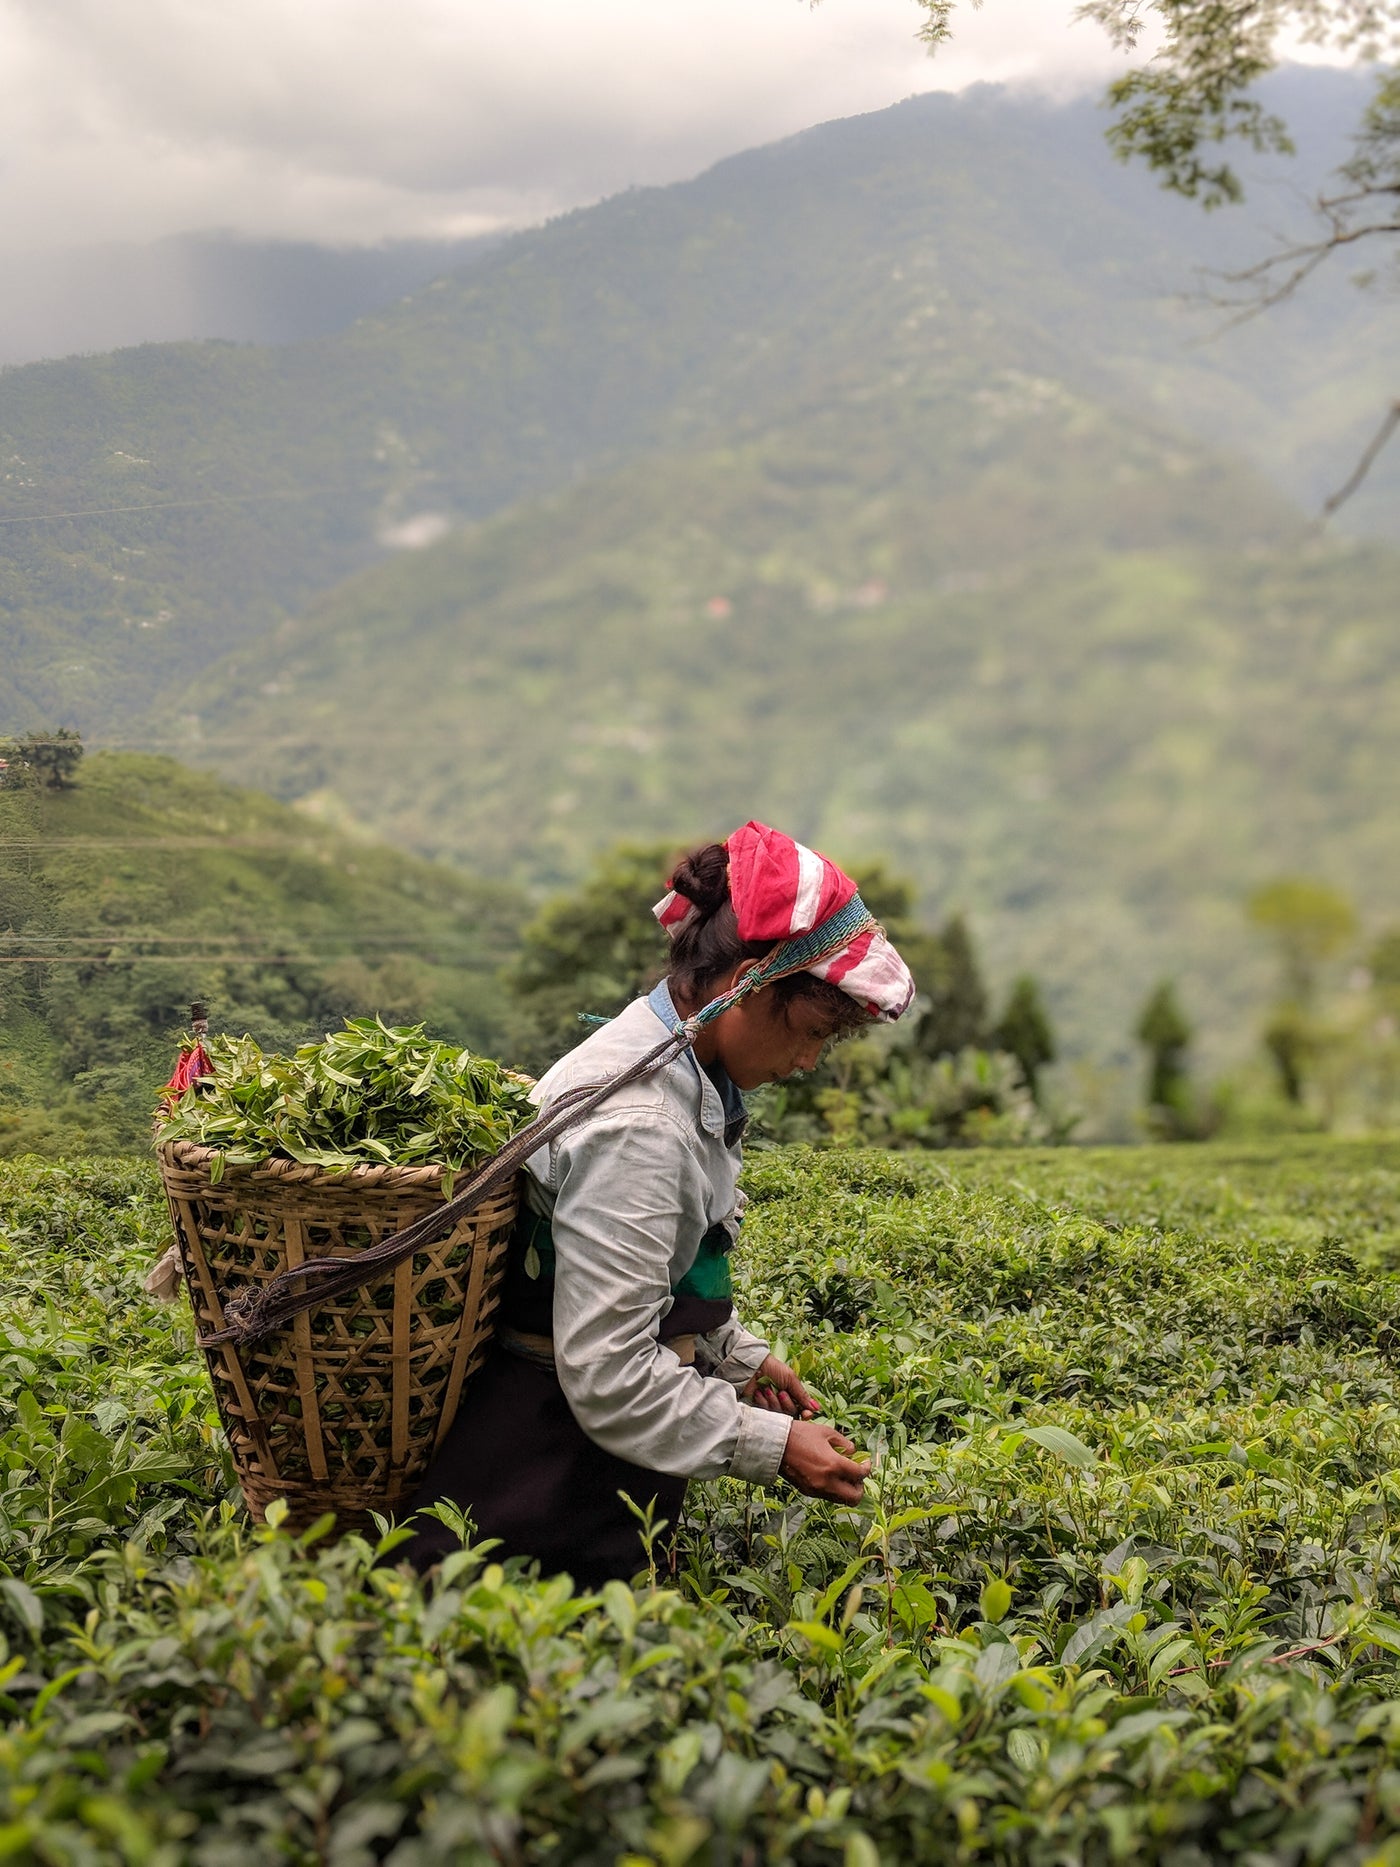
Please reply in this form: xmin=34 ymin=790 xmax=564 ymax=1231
xmin=157 ymin=1138 xmax=518 ymax=1532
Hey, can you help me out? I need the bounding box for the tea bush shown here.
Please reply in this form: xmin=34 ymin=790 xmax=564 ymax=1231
xmin=3 ymin=1140 xmax=1400 ymax=1863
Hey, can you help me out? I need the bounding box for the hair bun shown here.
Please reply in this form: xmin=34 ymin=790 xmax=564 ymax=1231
xmin=670 ymin=842 xmax=730 ymax=917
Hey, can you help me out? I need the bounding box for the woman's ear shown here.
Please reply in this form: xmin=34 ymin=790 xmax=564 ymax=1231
xmin=710 ymin=958 xmax=761 ymax=995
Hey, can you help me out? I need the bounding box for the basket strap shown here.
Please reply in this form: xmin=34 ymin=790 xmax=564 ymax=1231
xmin=198 ymin=902 xmax=877 ymax=1350
xmin=198 ymin=1027 xmax=692 ymax=1348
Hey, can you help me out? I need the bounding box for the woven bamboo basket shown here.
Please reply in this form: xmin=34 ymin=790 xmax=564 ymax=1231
xmin=157 ymin=1138 xmax=518 ymax=1532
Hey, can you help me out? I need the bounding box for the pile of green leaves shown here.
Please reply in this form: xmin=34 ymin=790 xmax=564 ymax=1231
xmin=158 ymin=1016 xmax=534 ymax=1179
xmin=4 ymin=1139 xmax=1400 ymax=1862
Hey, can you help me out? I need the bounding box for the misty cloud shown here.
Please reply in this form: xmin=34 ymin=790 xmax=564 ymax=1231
xmin=0 ymin=0 xmax=1134 ymax=252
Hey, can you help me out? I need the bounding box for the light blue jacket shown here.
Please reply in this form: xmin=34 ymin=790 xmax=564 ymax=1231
xmin=522 ymin=985 xmax=792 ymax=1484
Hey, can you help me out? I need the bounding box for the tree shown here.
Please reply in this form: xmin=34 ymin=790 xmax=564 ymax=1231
xmin=992 ymin=974 xmax=1057 ymax=1102
xmin=503 ymin=843 xmax=674 ymax=1072
xmin=1245 ymin=878 xmax=1354 ymax=1105
xmin=906 ymin=1 xmax=1400 ymax=505
xmin=1136 ymin=979 xmax=1193 ymax=1126
xmin=1246 ymin=877 xmax=1357 ymax=1004
xmin=1373 ymin=926 xmax=1400 ymax=998
xmin=1263 ymin=1001 xmax=1314 ymax=1103
xmin=913 ymin=913 xmax=991 ymax=1060
xmin=846 ymin=858 xmax=946 ymax=999
xmin=1 ymin=728 xmax=84 ymax=791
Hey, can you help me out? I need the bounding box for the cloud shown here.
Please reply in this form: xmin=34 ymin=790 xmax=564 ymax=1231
xmin=0 ymin=0 xmax=1135 ymax=251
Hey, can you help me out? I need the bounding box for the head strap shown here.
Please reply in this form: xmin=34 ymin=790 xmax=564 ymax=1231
xmin=677 ymin=894 xmax=877 ymax=1036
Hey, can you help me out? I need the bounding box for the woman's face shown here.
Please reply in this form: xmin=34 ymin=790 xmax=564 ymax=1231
xmin=709 ymin=984 xmax=847 ymax=1091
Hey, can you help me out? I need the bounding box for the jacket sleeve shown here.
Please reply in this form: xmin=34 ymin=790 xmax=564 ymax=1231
xmin=546 ymin=1106 xmax=791 ymax=1484
xmin=693 ymin=1318 xmax=770 ymax=1390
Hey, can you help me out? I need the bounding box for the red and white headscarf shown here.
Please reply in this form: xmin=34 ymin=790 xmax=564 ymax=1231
xmin=654 ymin=821 xmax=915 ymax=1023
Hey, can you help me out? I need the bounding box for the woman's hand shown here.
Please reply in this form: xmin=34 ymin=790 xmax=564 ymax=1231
xmin=779 ymin=1420 xmax=871 ymax=1504
xmin=744 ymin=1354 xmax=819 ymax=1419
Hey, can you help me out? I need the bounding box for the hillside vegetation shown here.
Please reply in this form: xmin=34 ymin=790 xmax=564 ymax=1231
xmin=180 ymin=369 xmax=1400 ymax=1079
xmin=0 ymin=753 xmax=527 ymax=1153
xmin=4 ymin=77 xmax=1398 ymax=1085
xmin=1 ymin=77 xmax=1396 ymax=733
xmin=3 ymin=1139 xmax=1400 ymax=1858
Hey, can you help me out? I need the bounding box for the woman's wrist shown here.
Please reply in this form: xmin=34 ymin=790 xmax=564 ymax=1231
xmin=728 ymin=1403 xmax=792 ymax=1484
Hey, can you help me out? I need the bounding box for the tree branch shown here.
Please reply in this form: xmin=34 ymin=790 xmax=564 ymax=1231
xmin=1324 ymin=398 xmax=1400 ymax=514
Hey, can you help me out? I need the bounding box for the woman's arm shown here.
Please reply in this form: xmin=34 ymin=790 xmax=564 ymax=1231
xmin=692 ymin=1316 xmax=768 ymax=1389
xmin=547 ymin=1108 xmax=792 ymax=1484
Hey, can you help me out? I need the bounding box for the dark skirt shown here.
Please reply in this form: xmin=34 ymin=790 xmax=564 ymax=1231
xmin=400 ymin=1347 xmax=688 ymax=1589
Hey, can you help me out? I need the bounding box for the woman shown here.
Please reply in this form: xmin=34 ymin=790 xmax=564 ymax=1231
xmin=404 ymin=820 xmax=916 ymax=1586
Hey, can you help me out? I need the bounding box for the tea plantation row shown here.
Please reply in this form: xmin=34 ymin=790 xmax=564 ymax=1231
xmin=2 ymin=1140 xmax=1400 ymax=1864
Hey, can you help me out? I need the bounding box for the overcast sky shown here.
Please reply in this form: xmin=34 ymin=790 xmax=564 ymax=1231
xmin=0 ymin=0 xmax=1168 ymax=253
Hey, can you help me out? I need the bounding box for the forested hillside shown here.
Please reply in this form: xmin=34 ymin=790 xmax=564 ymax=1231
xmin=0 ymin=754 xmax=527 ymax=1153
xmin=1 ymin=75 xmax=1395 ymax=733
xmin=182 ymin=369 xmax=1400 ymax=1080
xmin=4 ymin=73 xmax=1397 ymax=1083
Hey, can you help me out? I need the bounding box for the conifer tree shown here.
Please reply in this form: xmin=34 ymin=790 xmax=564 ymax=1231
xmin=1136 ymin=980 xmax=1192 ymax=1127
xmin=914 ymin=913 xmax=990 ymax=1060
xmin=993 ymin=975 xmax=1056 ymax=1102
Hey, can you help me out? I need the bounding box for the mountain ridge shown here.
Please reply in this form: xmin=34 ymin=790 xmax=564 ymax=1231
xmin=168 ymin=364 xmax=1400 ymax=1081
xmin=2 ymin=73 xmax=1396 ymax=734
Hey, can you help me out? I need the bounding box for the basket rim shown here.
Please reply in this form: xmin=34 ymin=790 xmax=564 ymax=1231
xmin=154 ymin=1132 xmax=498 ymax=1194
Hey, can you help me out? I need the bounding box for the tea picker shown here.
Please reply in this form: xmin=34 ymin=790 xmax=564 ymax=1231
xmin=154 ymin=821 xmax=916 ymax=1584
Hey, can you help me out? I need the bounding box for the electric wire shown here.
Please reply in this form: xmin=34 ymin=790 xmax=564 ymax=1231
xmin=0 ymin=487 xmax=317 ymax=528
xmin=0 ymin=954 xmax=486 ymax=966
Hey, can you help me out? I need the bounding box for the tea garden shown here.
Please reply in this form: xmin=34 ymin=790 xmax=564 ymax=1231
xmin=0 ymin=1137 xmax=1399 ymax=1862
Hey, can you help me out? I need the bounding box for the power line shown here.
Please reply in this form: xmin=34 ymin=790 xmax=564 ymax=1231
xmin=0 ymin=487 xmax=315 ymax=528
xmin=0 ymin=836 xmax=344 ymax=850
xmin=0 ymin=951 xmax=490 ymax=966
xmin=0 ymin=932 xmax=485 ymax=944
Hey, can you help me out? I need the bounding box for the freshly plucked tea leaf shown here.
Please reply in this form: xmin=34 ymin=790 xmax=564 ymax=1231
xmin=157 ymin=1017 xmax=533 ymax=1171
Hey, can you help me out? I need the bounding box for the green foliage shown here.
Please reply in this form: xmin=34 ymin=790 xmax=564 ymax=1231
xmin=912 ymin=915 xmax=991 ymax=1061
xmin=992 ymin=976 xmax=1056 ymax=1102
xmin=1245 ymin=880 xmax=1361 ymax=1115
xmin=1264 ymin=1001 xmax=1318 ymax=1107
xmin=1137 ymin=980 xmax=1192 ymax=1108
xmin=748 ymin=891 xmax=1058 ymax=1150
xmin=4 ymin=86 xmax=1400 ymax=1114
xmin=1091 ymin=0 xmax=1300 ymax=208
xmin=6 ymin=78 xmax=1398 ymax=741
xmin=498 ymin=844 xmax=1057 ymax=1150
xmin=754 ymin=1038 xmax=1056 ymax=1150
xmin=843 ymin=861 xmax=947 ymax=1000
xmin=7 ymin=1141 xmax=1400 ymax=1857
xmin=158 ymin=1019 xmax=534 ymax=1179
xmin=0 ymin=728 xmax=84 ymax=792
xmin=503 ymin=843 xmax=673 ymax=1073
xmin=1374 ymin=926 xmax=1400 ymax=994
xmin=175 ymin=420 xmax=1400 ymax=1101
xmin=918 ymin=4 xmax=1400 ymax=214
xmin=0 ymin=753 xmax=529 ymax=1156
xmin=1248 ymin=877 xmax=1359 ymax=1005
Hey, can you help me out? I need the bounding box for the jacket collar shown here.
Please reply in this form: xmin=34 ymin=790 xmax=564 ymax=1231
xmin=646 ymin=979 xmax=744 ymax=1144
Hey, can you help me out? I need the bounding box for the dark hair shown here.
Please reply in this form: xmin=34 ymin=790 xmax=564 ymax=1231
xmin=665 ymin=841 xmax=869 ymax=1034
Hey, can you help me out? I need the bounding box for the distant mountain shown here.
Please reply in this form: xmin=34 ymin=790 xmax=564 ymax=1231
xmin=0 ymin=752 xmax=528 ymax=1153
xmin=175 ymin=366 xmax=1400 ymax=1080
xmin=1 ymin=72 xmax=1396 ymax=737
xmin=0 ymin=233 xmax=504 ymax=369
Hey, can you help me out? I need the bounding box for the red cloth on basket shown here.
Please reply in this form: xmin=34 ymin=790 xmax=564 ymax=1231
xmin=160 ymin=1041 xmax=212 ymax=1110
